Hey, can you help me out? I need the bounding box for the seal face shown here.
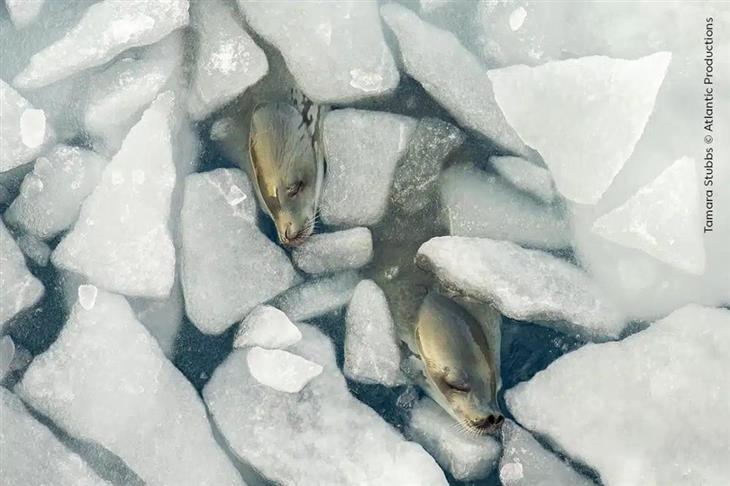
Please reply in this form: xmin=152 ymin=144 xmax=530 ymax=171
xmin=413 ymin=292 xmax=503 ymax=435
xmin=249 ymin=102 xmax=323 ymax=246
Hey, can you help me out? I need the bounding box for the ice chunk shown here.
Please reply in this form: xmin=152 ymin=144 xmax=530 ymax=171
xmin=380 ymin=4 xmax=527 ymax=156
xmin=129 ymin=273 xmax=185 ymax=358
xmin=0 ymin=80 xmax=54 ymax=173
xmin=77 ymin=284 xmax=98 ymax=311
xmin=52 ymin=92 xmax=177 ymax=298
xmin=1 ymin=388 xmax=110 ymax=486
xmin=506 ymin=305 xmax=730 ymax=486
xmin=390 ymin=118 xmax=464 ymax=215
xmin=320 ymin=109 xmax=416 ymax=226
xmin=500 ymin=420 xmax=593 ymax=486
xmin=85 ymin=33 xmax=184 ymax=155
xmin=16 ymin=290 xmax=244 ymax=486
xmin=188 ymin=0 xmax=268 ymax=120
xmin=488 ymin=52 xmax=671 ymax=204
xmin=0 ymin=221 xmax=44 ymax=331
xmin=247 ymin=347 xmax=323 ymax=393
xmin=417 ymin=237 xmax=626 ymax=340
xmin=408 ymin=398 xmax=501 ymax=481
xmin=508 ymin=7 xmax=528 ymax=31
xmin=489 ymin=156 xmax=557 ymax=204
xmin=205 ymin=323 xmax=447 ymax=485
xmin=15 ymin=233 xmax=51 ymax=266
xmin=272 ymin=271 xmax=360 ymax=322
xmin=592 ymin=156 xmax=705 ymax=275
xmin=344 ymin=280 xmax=403 ymax=387
xmin=233 ymin=305 xmax=302 ymax=350
xmin=440 ymin=164 xmax=570 ymax=250
xmin=5 ymin=0 xmax=46 ymax=29
xmin=5 ymin=145 xmax=107 ymax=240
xmin=292 ymin=227 xmax=373 ymax=274
xmin=14 ymin=0 xmax=189 ymax=90
xmin=180 ymin=169 xmax=298 ymax=334
xmin=239 ymin=0 xmax=398 ymax=103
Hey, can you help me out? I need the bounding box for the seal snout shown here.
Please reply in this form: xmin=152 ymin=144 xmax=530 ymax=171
xmin=469 ymin=413 xmax=505 ymax=432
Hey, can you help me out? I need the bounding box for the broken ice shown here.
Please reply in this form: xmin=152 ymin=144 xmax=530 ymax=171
xmin=233 ymin=305 xmax=302 ymax=350
xmin=489 ymin=156 xmax=557 ymax=205
xmin=292 ymin=227 xmax=373 ymax=275
xmin=0 ymin=221 xmax=44 ymax=331
xmin=272 ymin=271 xmax=360 ymax=322
xmin=247 ymin=346 xmax=323 ymax=393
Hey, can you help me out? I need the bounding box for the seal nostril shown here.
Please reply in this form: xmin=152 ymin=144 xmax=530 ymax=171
xmin=486 ymin=415 xmax=495 ymax=425
xmin=496 ymin=415 xmax=504 ymax=425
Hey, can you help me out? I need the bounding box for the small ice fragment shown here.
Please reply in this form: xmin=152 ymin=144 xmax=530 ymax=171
xmin=5 ymin=0 xmax=46 ymax=29
xmin=509 ymin=7 xmax=527 ymax=31
xmin=77 ymin=285 xmax=98 ymax=310
xmin=272 ymin=271 xmax=360 ymax=322
xmin=209 ymin=118 xmax=231 ymax=141
xmin=234 ymin=305 xmax=302 ymax=350
xmin=226 ymin=185 xmax=246 ymax=206
xmin=292 ymin=227 xmax=373 ymax=274
xmin=349 ymin=69 xmax=384 ymax=92
xmin=500 ymin=462 xmax=524 ymax=482
xmin=247 ymin=347 xmax=323 ymax=393
xmin=19 ymin=109 xmax=47 ymax=148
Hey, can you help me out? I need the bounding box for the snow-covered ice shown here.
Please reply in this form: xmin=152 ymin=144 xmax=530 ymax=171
xmin=13 ymin=0 xmax=190 ymax=90
xmin=238 ymin=0 xmax=399 ymax=103
xmin=592 ymin=156 xmax=705 ymax=275
xmin=0 ymin=221 xmax=44 ymax=331
xmin=344 ymin=280 xmax=403 ymax=387
xmin=489 ymin=156 xmax=557 ymax=204
xmin=188 ymin=0 xmax=268 ymax=120
xmin=1 ymin=387 xmax=110 ymax=486
xmin=500 ymin=420 xmax=593 ymax=486
xmin=390 ymin=118 xmax=464 ymax=215
xmin=205 ymin=324 xmax=447 ymax=485
xmin=292 ymin=227 xmax=373 ymax=275
xmin=272 ymin=271 xmax=360 ymax=322
xmin=408 ymin=398 xmax=501 ymax=481
xmin=84 ymin=33 xmax=184 ymax=155
xmin=5 ymin=0 xmax=46 ymax=29
xmin=507 ymin=305 xmax=730 ymax=486
xmin=180 ymin=168 xmax=298 ymax=334
xmin=381 ymin=4 xmax=528 ymax=157
xmin=320 ymin=109 xmax=416 ymax=226
xmin=15 ymin=233 xmax=51 ymax=266
xmin=440 ymin=164 xmax=570 ymax=250
xmin=233 ymin=305 xmax=302 ymax=350
xmin=52 ymin=92 xmax=177 ymax=299
xmin=488 ymin=52 xmax=671 ymax=204
xmin=0 ymin=79 xmax=54 ymax=173
xmin=247 ymin=346 xmax=323 ymax=393
xmin=417 ymin=236 xmax=626 ymax=340
xmin=5 ymin=145 xmax=107 ymax=240
xmin=16 ymin=290 xmax=244 ymax=486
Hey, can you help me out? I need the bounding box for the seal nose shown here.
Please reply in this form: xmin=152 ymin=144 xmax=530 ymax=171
xmin=471 ymin=414 xmax=504 ymax=430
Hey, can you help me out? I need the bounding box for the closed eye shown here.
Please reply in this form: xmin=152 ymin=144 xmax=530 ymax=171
xmin=447 ymin=382 xmax=471 ymax=393
xmin=287 ymin=181 xmax=303 ymax=197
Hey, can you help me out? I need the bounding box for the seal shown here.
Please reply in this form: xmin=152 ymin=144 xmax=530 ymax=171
xmin=408 ymin=291 xmax=503 ymax=435
xmin=248 ymin=101 xmax=324 ymax=246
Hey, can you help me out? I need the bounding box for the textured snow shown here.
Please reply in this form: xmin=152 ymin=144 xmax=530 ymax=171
xmin=490 ymin=156 xmax=557 ymax=204
xmin=234 ymin=305 xmax=302 ymax=350
xmin=239 ymin=0 xmax=398 ymax=103
xmin=5 ymin=0 xmax=46 ymax=29
xmin=180 ymin=168 xmax=298 ymax=334
xmin=14 ymin=0 xmax=190 ymax=90
xmin=205 ymin=324 xmax=447 ymax=485
xmin=1 ymin=388 xmax=110 ymax=486
xmin=408 ymin=398 xmax=501 ymax=481
xmin=52 ymin=92 xmax=177 ymax=298
xmin=500 ymin=420 xmax=593 ymax=486
xmin=272 ymin=271 xmax=360 ymax=322
xmin=16 ymin=290 xmax=244 ymax=486
xmin=592 ymin=156 xmax=705 ymax=275
xmin=247 ymin=346 xmax=323 ymax=393
xmin=390 ymin=118 xmax=465 ymax=215
xmin=292 ymin=227 xmax=373 ymax=275
xmin=0 ymin=79 xmax=54 ymax=173
xmin=440 ymin=164 xmax=570 ymax=250
xmin=85 ymin=33 xmax=184 ymax=155
xmin=417 ymin=237 xmax=625 ymax=340
xmin=188 ymin=0 xmax=268 ymax=119
xmin=320 ymin=109 xmax=416 ymax=226
xmin=0 ymin=221 xmax=44 ymax=331
xmin=344 ymin=280 xmax=403 ymax=387
xmin=5 ymin=145 xmax=107 ymax=240
xmin=381 ymin=4 xmax=527 ymax=156
xmin=506 ymin=305 xmax=730 ymax=486
xmin=488 ymin=52 xmax=671 ymax=204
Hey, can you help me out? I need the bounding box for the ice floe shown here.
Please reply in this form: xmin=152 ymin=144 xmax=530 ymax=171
xmin=489 ymin=155 xmax=557 ymax=204
xmin=0 ymin=221 xmax=44 ymax=331
xmin=16 ymin=290 xmax=244 ymax=486
xmin=233 ymin=305 xmax=302 ymax=350
xmin=506 ymin=304 xmax=730 ymax=486
xmin=417 ymin=236 xmax=626 ymax=340
xmin=292 ymin=227 xmax=373 ymax=275
xmin=272 ymin=271 xmax=360 ymax=322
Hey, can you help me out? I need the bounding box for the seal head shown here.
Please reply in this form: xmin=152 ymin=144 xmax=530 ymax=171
xmin=413 ymin=292 xmax=503 ymax=435
xmin=249 ymin=102 xmax=323 ymax=246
